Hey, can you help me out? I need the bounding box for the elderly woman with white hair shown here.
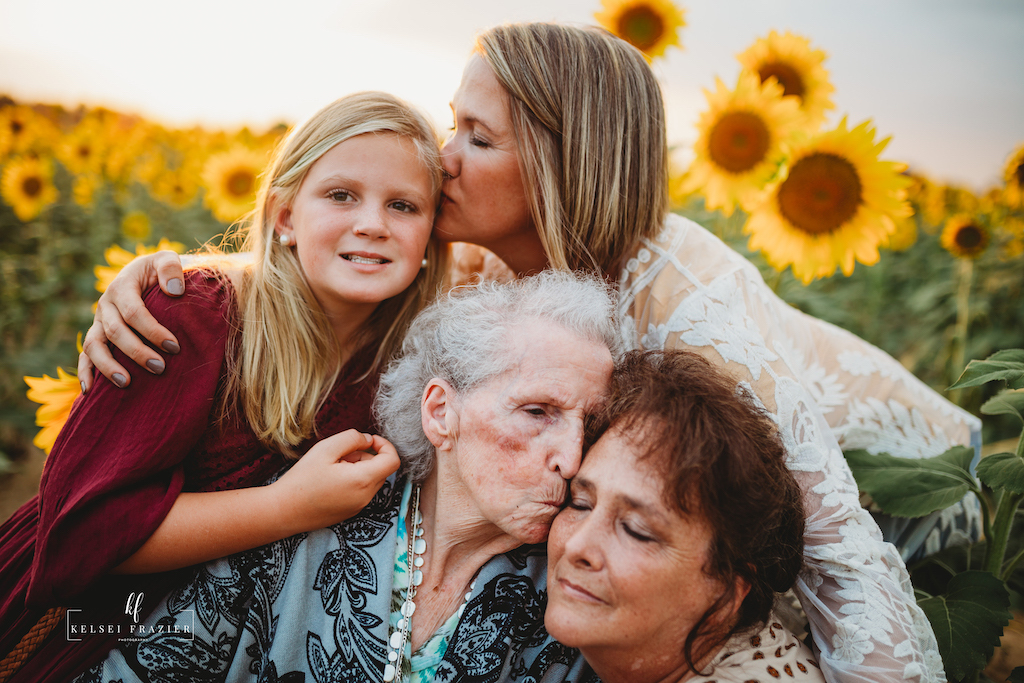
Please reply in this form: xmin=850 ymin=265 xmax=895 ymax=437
xmin=74 ymin=271 xmax=618 ymax=683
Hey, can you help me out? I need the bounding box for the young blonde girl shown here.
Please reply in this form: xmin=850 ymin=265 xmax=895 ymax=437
xmin=0 ymin=91 xmax=446 ymax=681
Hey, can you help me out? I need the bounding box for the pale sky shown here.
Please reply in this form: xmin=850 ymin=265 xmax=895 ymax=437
xmin=1 ymin=0 xmax=1021 ymax=189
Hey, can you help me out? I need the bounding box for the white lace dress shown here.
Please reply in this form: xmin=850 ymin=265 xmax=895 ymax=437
xmin=613 ymin=213 xmax=982 ymax=683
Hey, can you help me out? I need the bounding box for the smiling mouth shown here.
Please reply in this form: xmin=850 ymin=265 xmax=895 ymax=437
xmin=342 ymin=254 xmax=389 ymax=265
xmin=558 ymin=578 xmax=604 ymax=605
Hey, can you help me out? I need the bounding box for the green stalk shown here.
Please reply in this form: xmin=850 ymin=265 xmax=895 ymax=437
xmin=950 ymin=258 xmax=973 ymax=406
xmin=1004 ymin=545 xmax=1024 ymax=582
xmin=985 ymin=489 xmax=1024 ymax=576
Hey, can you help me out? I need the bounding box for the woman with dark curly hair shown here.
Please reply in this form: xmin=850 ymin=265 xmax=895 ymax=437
xmin=546 ymin=349 xmax=822 ymax=682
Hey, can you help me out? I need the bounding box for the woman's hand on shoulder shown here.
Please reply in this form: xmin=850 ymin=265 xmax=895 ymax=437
xmin=269 ymin=430 xmax=402 ymax=532
xmin=78 ymin=250 xmax=186 ymax=391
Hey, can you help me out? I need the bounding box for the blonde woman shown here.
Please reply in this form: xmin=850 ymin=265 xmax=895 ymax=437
xmin=82 ymin=23 xmax=976 ymax=682
xmin=0 ymin=91 xmax=447 ymax=680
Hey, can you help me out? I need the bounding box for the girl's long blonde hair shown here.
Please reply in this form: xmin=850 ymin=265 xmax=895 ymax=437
xmin=209 ymin=92 xmax=446 ymax=457
xmin=476 ymin=23 xmax=668 ymax=274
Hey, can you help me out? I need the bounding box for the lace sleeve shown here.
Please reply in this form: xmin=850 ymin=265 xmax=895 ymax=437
xmin=617 ymin=214 xmax=949 ymax=682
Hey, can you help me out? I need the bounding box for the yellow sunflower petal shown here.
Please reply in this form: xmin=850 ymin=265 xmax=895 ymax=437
xmin=24 ymin=367 xmax=81 ymax=454
xmin=940 ymin=213 xmax=990 ymax=259
xmin=0 ymin=155 xmax=60 ymax=221
xmin=737 ymin=30 xmax=836 ymax=130
xmin=681 ymin=71 xmax=803 ymax=216
xmin=94 ymin=239 xmax=186 ymax=293
xmin=594 ymin=0 xmax=686 ymax=61
xmin=744 ymin=117 xmax=911 ymax=284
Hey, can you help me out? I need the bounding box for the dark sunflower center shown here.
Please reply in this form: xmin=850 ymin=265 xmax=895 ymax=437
xmin=758 ymin=61 xmax=805 ymax=100
xmin=77 ymin=144 xmax=92 ymax=159
xmin=22 ymin=176 xmax=42 ymax=198
xmin=955 ymin=224 xmax=983 ymax=249
xmin=226 ymin=169 xmax=255 ymax=197
xmin=10 ymin=120 xmax=24 ymax=135
xmin=708 ymin=111 xmax=770 ymax=174
xmin=777 ymin=153 xmax=863 ymax=235
xmin=617 ymin=6 xmax=665 ymax=50
xmin=1015 ymin=161 xmax=1024 ymax=188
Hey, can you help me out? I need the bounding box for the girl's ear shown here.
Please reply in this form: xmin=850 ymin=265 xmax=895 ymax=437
xmin=269 ymin=191 xmax=294 ymax=243
xmin=422 ymin=379 xmax=457 ymax=451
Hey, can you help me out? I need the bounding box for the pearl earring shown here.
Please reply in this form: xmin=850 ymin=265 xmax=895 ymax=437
xmin=279 ymin=234 xmax=293 ymax=247
xmin=420 ymin=258 xmax=428 ymax=269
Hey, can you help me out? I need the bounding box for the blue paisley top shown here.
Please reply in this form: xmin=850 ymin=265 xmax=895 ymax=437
xmin=73 ymin=475 xmax=598 ymax=683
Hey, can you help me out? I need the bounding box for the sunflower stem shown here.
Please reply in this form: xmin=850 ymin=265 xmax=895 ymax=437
xmin=950 ymin=257 xmax=973 ymax=406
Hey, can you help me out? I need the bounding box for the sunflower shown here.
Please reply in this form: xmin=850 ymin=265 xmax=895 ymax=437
xmin=745 ymin=118 xmax=911 ymax=284
xmin=680 ymin=71 xmax=802 ymax=216
xmin=0 ymin=105 xmax=60 ymax=159
xmin=884 ymin=215 xmax=918 ymax=252
xmin=72 ymin=173 xmax=101 ymax=209
xmin=0 ymin=156 xmax=59 ymax=221
xmin=24 ymin=367 xmax=81 ymax=454
xmin=56 ymin=118 xmax=107 ymax=177
xmin=94 ymin=238 xmax=186 ymax=294
xmin=1003 ymin=143 xmax=1024 ymax=207
xmin=121 ymin=211 xmax=152 ymax=241
xmin=736 ymin=30 xmax=835 ymax=130
xmin=151 ymin=164 xmax=201 ymax=208
xmin=941 ymin=214 xmax=990 ymax=259
xmin=201 ymin=146 xmax=265 ymax=223
xmin=594 ymin=0 xmax=686 ymax=61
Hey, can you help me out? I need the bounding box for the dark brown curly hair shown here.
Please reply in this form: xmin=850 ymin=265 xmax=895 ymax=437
xmin=585 ymin=349 xmax=805 ymax=673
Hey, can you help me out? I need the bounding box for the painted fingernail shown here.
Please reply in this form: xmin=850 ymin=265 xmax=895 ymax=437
xmin=161 ymin=340 xmax=180 ymax=354
xmin=167 ymin=278 xmax=184 ymax=296
xmin=112 ymin=373 xmax=127 ymax=388
xmin=146 ymin=358 xmax=165 ymax=374
xmin=80 ymin=381 xmax=87 ymax=395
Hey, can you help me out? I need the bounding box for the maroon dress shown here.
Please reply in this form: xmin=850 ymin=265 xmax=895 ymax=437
xmin=0 ymin=270 xmax=377 ymax=681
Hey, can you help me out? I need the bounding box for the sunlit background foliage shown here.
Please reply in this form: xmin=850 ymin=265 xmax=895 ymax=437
xmin=3 ymin=0 xmax=1023 ymax=469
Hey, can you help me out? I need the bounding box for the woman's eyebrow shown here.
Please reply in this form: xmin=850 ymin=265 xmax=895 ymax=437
xmin=449 ymin=103 xmax=498 ymax=137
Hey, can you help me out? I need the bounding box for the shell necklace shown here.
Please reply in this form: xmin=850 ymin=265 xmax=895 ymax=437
xmin=383 ymin=486 xmax=474 ymax=683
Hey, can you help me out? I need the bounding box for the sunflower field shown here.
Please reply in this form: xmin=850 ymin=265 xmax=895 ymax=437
xmin=0 ymin=97 xmax=287 ymax=465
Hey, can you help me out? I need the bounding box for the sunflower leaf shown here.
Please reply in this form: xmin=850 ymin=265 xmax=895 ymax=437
xmin=981 ymin=389 xmax=1024 ymax=424
xmin=917 ymin=571 xmax=1011 ymax=681
xmin=949 ymin=349 xmax=1024 ymax=390
xmin=845 ymin=447 xmax=976 ymax=518
xmin=976 ymin=453 xmax=1024 ymax=495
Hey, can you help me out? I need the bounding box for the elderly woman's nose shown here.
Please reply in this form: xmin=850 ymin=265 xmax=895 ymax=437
xmin=549 ymin=423 xmax=584 ymax=479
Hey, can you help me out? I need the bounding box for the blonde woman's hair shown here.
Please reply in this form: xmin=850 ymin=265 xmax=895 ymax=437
xmin=476 ymin=23 xmax=668 ymax=273
xmin=210 ymin=91 xmax=446 ymax=457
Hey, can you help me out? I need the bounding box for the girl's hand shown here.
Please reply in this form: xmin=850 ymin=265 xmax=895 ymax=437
xmin=270 ymin=430 xmax=402 ymax=530
xmin=79 ymin=250 xmax=186 ymax=391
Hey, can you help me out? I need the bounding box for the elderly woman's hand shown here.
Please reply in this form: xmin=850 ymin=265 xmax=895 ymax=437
xmin=269 ymin=430 xmax=401 ymax=533
xmin=78 ymin=250 xmax=186 ymax=392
